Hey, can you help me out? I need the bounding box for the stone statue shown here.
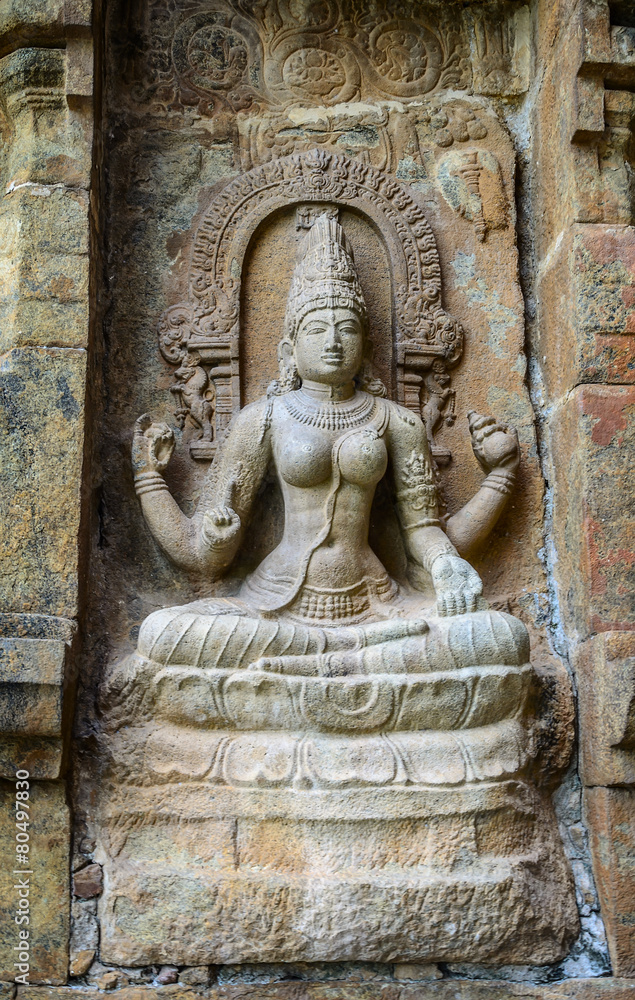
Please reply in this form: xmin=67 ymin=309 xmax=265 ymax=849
xmin=99 ymin=215 xmax=576 ymax=967
xmin=130 ymin=215 xmax=521 ymax=672
xmin=170 ymin=351 xmax=214 ymax=443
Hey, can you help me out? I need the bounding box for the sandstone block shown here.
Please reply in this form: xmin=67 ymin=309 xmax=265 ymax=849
xmin=585 ymin=788 xmax=635 ymax=977
xmin=178 ymin=968 xmax=211 ymax=988
xmin=575 ymin=631 xmax=635 ymax=786
xmin=68 ymin=949 xmax=94 ymax=979
xmin=155 ymin=968 xmax=178 ymax=986
xmin=532 ymin=3 xmax=635 ymax=257
xmin=537 ymin=225 xmax=635 ymax=398
xmin=0 ymin=1 xmax=91 ymax=52
xmin=0 ymin=609 xmax=73 ymax=779
xmin=0 ymin=781 xmax=69 ymax=984
xmin=0 ymin=48 xmax=92 ymax=190
xmin=0 ymin=637 xmax=66 ymax=780
xmin=12 ymin=977 xmax=635 ymax=999
xmin=0 ymin=186 xmax=90 ymax=354
xmin=548 ymin=384 xmax=635 ymax=642
xmin=551 ymin=980 xmax=635 ymax=999
xmin=0 ymin=638 xmax=64 ymax=734
xmin=97 ymin=780 xmax=577 ymax=968
xmin=0 ymin=347 xmax=86 ymax=619
xmin=72 ymin=864 xmax=102 ymax=900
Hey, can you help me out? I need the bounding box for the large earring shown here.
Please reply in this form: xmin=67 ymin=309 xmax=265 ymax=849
xmin=356 ymin=355 xmax=387 ymax=398
xmin=277 ymin=354 xmax=301 ymax=393
xmin=267 ymin=342 xmax=301 ymax=396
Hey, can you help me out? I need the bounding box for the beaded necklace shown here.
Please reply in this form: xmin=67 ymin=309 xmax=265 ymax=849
xmin=283 ymin=388 xmax=376 ymax=431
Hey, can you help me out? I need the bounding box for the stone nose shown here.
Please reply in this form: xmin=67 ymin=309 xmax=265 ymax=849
xmin=323 ymin=324 xmax=342 ymax=351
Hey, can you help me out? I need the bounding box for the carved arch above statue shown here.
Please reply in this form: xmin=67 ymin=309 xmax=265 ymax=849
xmin=158 ymin=148 xmax=464 ymax=462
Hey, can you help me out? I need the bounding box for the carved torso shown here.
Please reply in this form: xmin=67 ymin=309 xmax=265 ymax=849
xmin=240 ymin=390 xmax=398 ymax=621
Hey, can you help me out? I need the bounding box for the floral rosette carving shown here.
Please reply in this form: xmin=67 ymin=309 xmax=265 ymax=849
xmin=119 ymin=0 xmax=471 ymax=116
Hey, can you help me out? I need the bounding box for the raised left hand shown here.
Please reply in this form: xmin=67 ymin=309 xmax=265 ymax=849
xmin=468 ymin=412 xmax=520 ymax=475
xmin=430 ymin=552 xmax=483 ymax=616
xmin=132 ymin=414 xmax=175 ymax=475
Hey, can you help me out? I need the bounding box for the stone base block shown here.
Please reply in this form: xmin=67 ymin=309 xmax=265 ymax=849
xmin=98 ymin=781 xmax=577 ymax=967
xmin=9 ymin=981 xmax=635 ymax=1000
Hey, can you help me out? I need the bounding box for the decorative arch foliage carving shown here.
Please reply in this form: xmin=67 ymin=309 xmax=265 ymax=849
xmin=158 ymin=148 xmax=464 ymax=462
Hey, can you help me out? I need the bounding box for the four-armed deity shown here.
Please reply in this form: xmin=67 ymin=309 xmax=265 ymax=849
xmin=98 ymin=213 xmax=577 ymax=968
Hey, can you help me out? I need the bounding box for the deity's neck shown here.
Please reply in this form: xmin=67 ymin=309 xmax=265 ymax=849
xmin=300 ymin=379 xmax=356 ymax=401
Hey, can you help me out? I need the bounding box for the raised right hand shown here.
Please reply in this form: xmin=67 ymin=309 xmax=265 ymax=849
xmin=201 ymin=475 xmax=242 ymax=550
xmin=202 ymin=505 xmax=241 ymax=549
xmin=132 ymin=414 xmax=175 ymax=475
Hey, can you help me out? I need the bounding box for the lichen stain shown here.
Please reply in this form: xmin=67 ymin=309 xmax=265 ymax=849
xmin=450 ymin=251 xmax=517 ymax=360
xmin=575 ymin=231 xmax=635 ymax=334
xmin=586 ymin=516 xmax=635 ymax=599
xmin=582 ymin=389 xmax=634 ymax=447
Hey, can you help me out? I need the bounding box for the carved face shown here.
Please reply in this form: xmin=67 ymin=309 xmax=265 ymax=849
xmin=293 ymin=306 xmax=364 ymax=386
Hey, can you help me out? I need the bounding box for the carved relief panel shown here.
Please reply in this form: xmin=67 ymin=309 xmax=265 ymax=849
xmin=71 ymin=0 xmax=577 ymax=977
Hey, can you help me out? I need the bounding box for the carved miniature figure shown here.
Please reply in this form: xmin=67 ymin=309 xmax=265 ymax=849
xmin=170 ymin=351 xmax=215 ymax=442
xmin=421 ymin=357 xmax=456 ymax=455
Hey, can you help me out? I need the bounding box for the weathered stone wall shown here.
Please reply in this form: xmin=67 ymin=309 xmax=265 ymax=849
xmin=529 ymin=0 xmax=635 ymax=980
xmin=0 ymin=0 xmax=94 ymax=986
xmin=0 ymin=0 xmax=633 ymax=996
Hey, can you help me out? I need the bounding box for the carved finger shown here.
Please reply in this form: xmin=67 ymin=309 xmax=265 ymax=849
xmin=469 ymin=413 xmax=496 ymax=438
xmin=464 ymin=590 xmax=478 ymax=614
xmin=437 ymin=596 xmax=448 ymax=617
xmin=481 ymin=419 xmax=503 ymax=437
xmin=454 ymin=593 xmax=467 ymax=616
xmin=444 ymin=593 xmax=458 ymax=617
xmin=135 ymin=413 xmax=153 ymax=435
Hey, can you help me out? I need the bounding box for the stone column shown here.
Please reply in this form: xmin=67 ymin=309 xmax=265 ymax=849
xmin=0 ymin=0 xmax=94 ymax=985
xmin=533 ymin=0 xmax=635 ymax=978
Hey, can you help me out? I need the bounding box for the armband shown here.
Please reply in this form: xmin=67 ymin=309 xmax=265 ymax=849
xmin=134 ymin=471 xmax=169 ymax=497
xmin=395 ymin=449 xmax=440 ymax=529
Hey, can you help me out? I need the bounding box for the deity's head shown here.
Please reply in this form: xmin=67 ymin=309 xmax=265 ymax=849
xmin=274 ymin=214 xmax=385 ymax=395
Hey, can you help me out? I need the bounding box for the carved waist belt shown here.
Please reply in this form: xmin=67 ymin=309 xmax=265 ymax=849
xmin=287 ymin=575 xmax=398 ymax=624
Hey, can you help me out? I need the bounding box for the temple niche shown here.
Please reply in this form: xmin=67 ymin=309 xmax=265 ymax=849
xmin=76 ymin=0 xmax=583 ymax=973
xmin=1 ymin=0 xmax=631 ymax=995
xmin=95 ymin=159 xmax=577 ymax=965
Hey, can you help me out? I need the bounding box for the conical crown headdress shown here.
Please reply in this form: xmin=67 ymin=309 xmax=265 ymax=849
xmin=284 ymin=214 xmax=367 ymax=341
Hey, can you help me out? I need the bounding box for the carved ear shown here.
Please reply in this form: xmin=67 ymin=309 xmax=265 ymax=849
xmin=278 ymin=339 xmax=294 ymax=365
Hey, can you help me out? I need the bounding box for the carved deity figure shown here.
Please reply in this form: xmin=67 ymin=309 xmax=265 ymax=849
xmin=170 ymin=351 xmax=214 ymax=441
xmin=100 ymin=214 xmax=577 ymax=966
xmin=130 ymin=216 xmax=521 ymax=675
xmin=421 ymin=357 xmax=456 ymax=453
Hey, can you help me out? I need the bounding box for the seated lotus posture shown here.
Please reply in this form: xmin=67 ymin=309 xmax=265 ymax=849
xmin=131 ymin=215 xmax=525 ymax=678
